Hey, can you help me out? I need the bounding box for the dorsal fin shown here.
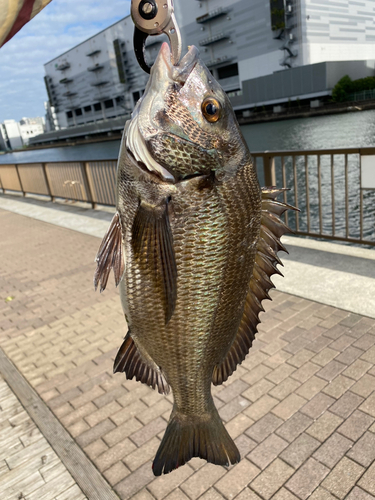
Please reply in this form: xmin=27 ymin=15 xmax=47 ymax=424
xmin=94 ymin=212 xmax=125 ymax=292
xmin=114 ymin=331 xmax=170 ymax=394
xmin=212 ymin=188 xmax=297 ymax=385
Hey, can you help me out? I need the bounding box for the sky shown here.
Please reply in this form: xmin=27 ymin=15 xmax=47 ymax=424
xmin=0 ymin=0 xmax=131 ymax=123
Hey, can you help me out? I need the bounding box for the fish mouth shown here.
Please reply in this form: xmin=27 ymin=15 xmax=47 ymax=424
xmin=156 ymin=42 xmax=199 ymax=85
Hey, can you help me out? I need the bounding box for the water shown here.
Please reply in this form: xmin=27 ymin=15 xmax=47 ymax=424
xmin=1 ymin=109 xmax=375 ymax=165
xmin=1 ymin=110 xmax=374 ymax=242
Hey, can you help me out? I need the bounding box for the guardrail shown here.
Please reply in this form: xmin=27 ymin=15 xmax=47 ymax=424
xmin=0 ymin=147 xmax=375 ymax=246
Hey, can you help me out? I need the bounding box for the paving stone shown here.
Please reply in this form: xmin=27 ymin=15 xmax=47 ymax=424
xmin=269 ymin=377 xmax=300 ymax=401
xmin=291 ymin=361 xmax=320 ymax=383
xmin=272 ymin=488 xmax=300 ymax=500
xmin=147 ymin=461 xmax=194 ymax=500
xmin=329 ymin=390 xmax=363 ymax=418
xmin=225 ymin=413 xmax=254 ymax=441
xmin=130 ymin=417 xmax=167 ymax=447
xmin=347 ymin=431 xmax=375 ymax=467
xmin=343 ymin=359 xmax=372 ymax=380
xmin=219 ymin=396 xmax=250 ymax=422
xmin=280 ymin=433 xmax=320 ymax=468
xmin=76 ymin=418 xmax=115 ymax=448
xmin=123 ymin=437 xmax=161 ymax=472
xmin=243 ymin=395 xmax=279 ymax=421
xmin=307 ymin=336 xmax=333 ymax=353
xmin=308 ymin=487 xmax=338 ymax=500
xmin=321 ymin=457 xmax=364 ymax=499
xmin=190 ymin=488 xmax=223 ymax=500
xmin=115 ymin=461 xmax=155 ymax=499
xmin=300 ymin=393 xmax=334 ymax=419
xmin=242 ymin=379 xmax=275 ymax=403
xmin=361 ymin=346 xmax=375 ymax=364
xmin=335 ymin=346 xmax=363 ymax=365
xmin=358 ymin=461 xmax=375 ymax=496
xmin=241 ymin=364 xmax=272 ymax=386
xmin=250 ymin=459 xmax=294 ymax=500
xmin=317 ymin=360 xmax=346 ymax=381
xmin=266 ymin=364 xmax=296 ymax=384
xmin=102 ymin=461 xmax=130 ymax=485
xmin=353 ymin=334 xmax=375 ymax=350
xmin=285 ymin=458 xmax=329 ymax=500
xmin=276 ymin=412 xmax=313 ymax=443
xmin=272 ymin=393 xmax=306 ymax=420
xmin=322 ymin=375 xmax=355 ymax=399
xmin=346 ymin=487 xmax=375 ymax=500
xmin=337 ymin=410 xmax=374 ymax=441
xmin=296 ymin=376 xmax=327 ymax=400
xmin=215 ymin=459 xmax=260 ymax=499
xmin=306 ymin=411 xmax=343 ymax=442
xmin=181 ymin=463 xmax=227 ymax=500
xmin=312 ymin=348 xmax=339 ymax=367
xmin=94 ymin=438 xmax=136 ymax=471
xmin=245 ymin=413 xmax=283 ymax=443
xmin=247 ymin=433 xmax=288 ymax=470
xmin=216 ymin=380 xmax=250 ymax=404
xmin=312 ymin=432 xmax=353 ymax=468
xmin=233 ymin=488 xmax=263 ymax=500
xmin=359 ymin=391 xmax=375 ymax=417
xmin=350 ymin=374 xmax=375 ymax=398
xmin=234 ymin=434 xmax=257 ymax=457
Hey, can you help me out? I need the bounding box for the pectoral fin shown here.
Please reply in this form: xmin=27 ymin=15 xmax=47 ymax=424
xmin=213 ymin=188 xmax=298 ymax=385
xmin=132 ymin=199 xmax=177 ymax=324
xmin=94 ymin=212 xmax=125 ymax=292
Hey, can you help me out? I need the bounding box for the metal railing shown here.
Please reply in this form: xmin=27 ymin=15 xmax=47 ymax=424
xmin=254 ymin=147 xmax=375 ymax=246
xmin=1 ymin=147 xmax=375 ymax=246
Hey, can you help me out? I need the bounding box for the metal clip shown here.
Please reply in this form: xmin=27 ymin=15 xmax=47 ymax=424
xmin=131 ymin=0 xmax=182 ymax=73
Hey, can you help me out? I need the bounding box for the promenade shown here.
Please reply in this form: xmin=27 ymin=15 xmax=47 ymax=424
xmin=0 ymin=193 xmax=374 ymax=500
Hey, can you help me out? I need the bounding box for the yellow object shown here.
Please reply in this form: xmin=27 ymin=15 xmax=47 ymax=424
xmin=0 ymin=0 xmax=52 ymax=47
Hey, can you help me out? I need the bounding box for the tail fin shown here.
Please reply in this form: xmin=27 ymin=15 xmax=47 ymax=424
xmin=152 ymin=408 xmax=240 ymax=476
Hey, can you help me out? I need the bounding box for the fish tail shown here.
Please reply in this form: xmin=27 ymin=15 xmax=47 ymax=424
xmin=152 ymin=407 xmax=240 ymax=476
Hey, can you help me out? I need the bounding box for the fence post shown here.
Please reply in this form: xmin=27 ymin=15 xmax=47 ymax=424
xmin=14 ymin=165 xmax=25 ymax=196
xmin=263 ymin=154 xmax=276 ymax=186
xmin=41 ymin=163 xmax=54 ymax=201
xmin=81 ymin=162 xmax=96 ymax=209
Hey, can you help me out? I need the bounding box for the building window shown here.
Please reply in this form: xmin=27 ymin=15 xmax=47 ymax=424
xmin=75 ymin=108 xmax=83 ymax=116
xmin=115 ymin=96 xmax=124 ymax=105
xmin=217 ymin=63 xmax=239 ymax=80
xmin=93 ymin=102 xmax=101 ymax=111
xmin=66 ymin=111 xmax=73 ymax=119
xmin=84 ymin=105 xmax=92 ymax=112
xmin=104 ymin=99 xmax=114 ymax=109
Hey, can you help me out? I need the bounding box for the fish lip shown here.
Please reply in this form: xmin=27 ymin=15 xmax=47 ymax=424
xmin=157 ymin=43 xmax=199 ymax=84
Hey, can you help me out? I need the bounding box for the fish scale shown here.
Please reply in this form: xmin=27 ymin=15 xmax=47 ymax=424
xmin=94 ymin=43 xmax=296 ymax=476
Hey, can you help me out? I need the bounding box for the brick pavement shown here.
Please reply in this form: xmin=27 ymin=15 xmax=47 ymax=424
xmin=0 ymin=207 xmax=375 ymax=499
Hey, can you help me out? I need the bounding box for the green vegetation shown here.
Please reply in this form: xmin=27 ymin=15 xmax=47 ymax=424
xmin=332 ymin=75 xmax=375 ymax=102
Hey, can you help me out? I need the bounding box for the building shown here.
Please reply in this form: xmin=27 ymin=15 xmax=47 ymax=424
xmin=40 ymin=0 xmax=375 ymax=136
xmin=18 ymin=117 xmax=45 ymax=145
xmin=0 ymin=117 xmax=45 ymax=150
xmin=0 ymin=120 xmax=23 ymax=150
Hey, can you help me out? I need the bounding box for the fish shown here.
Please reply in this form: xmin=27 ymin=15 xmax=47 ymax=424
xmin=94 ymin=42 xmax=295 ymax=476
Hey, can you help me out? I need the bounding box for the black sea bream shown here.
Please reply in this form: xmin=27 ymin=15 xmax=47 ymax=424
xmin=95 ymin=42 xmax=295 ymax=476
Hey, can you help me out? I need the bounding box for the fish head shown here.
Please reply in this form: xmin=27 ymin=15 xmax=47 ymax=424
xmin=126 ymin=43 xmax=249 ymax=182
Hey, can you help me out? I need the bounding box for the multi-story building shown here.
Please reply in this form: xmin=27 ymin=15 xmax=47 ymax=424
xmin=0 ymin=117 xmax=45 ymax=150
xmin=41 ymin=0 xmax=375 ymax=134
xmin=19 ymin=117 xmax=45 ymax=145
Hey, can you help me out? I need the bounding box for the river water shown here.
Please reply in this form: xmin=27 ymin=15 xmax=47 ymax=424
xmin=1 ymin=110 xmax=374 ymax=242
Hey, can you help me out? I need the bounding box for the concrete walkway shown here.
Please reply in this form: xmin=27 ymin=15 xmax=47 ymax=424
xmin=0 ymin=194 xmax=375 ymax=500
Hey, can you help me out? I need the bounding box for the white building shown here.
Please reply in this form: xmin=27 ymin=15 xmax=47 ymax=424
xmin=0 ymin=120 xmax=23 ymax=150
xmin=0 ymin=117 xmax=45 ymax=150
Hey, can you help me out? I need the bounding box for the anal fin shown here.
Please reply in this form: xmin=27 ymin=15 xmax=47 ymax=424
xmin=94 ymin=212 xmax=125 ymax=292
xmin=213 ymin=187 xmax=298 ymax=385
xmin=132 ymin=199 xmax=177 ymax=324
xmin=114 ymin=331 xmax=170 ymax=395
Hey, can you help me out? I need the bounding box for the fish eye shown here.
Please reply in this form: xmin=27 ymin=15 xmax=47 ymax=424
xmin=201 ymin=97 xmax=221 ymax=123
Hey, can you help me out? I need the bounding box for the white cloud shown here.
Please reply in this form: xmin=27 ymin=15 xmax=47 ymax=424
xmin=0 ymin=0 xmax=130 ymax=122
